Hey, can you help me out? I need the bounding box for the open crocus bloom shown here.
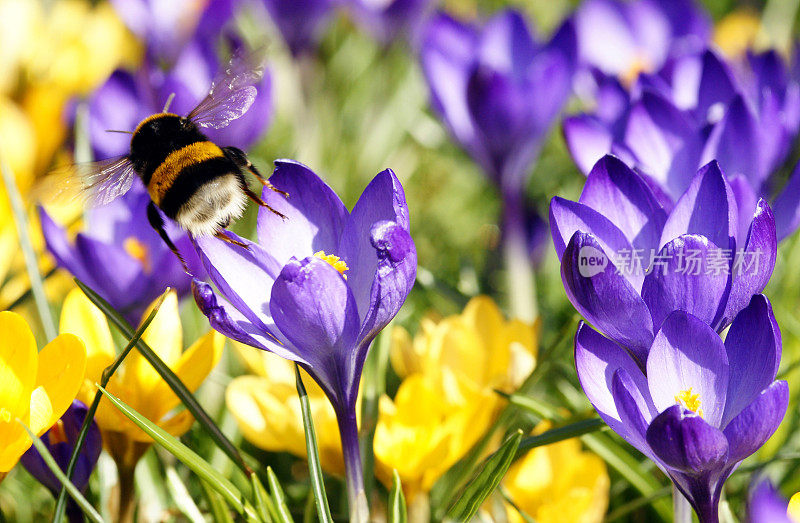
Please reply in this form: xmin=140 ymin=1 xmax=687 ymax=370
xmin=576 ymin=297 xmax=788 ymax=523
xmin=550 ymin=155 xmax=776 ymax=363
xmin=192 ymin=160 xmax=416 ymax=518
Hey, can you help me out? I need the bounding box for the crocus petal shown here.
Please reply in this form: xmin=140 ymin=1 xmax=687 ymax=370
xmin=0 ymin=312 xmax=38 ymax=417
xmin=59 ymin=288 xmax=115 ymax=384
xmin=574 ymin=322 xmax=652 ymax=434
xmin=257 ymin=160 xmax=348 ymax=266
xmin=39 ymin=208 xmax=95 ymax=286
xmin=640 ymin=235 xmax=731 ymax=332
xmin=35 ymin=334 xmax=87 ymax=431
xmin=770 ymin=161 xmax=800 ymax=241
xmin=646 ymin=405 xmax=729 ymax=474
xmin=723 ymin=200 xmax=777 ymax=325
xmin=563 ymin=115 xmax=615 ymax=176
xmin=748 ymin=481 xmax=794 ymax=523
xmin=723 ymin=380 xmax=788 ymax=463
xmin=701 ymin=95 xmax=762 ymax=185
xmin=694 ymin=50 xmax=738 ymax=123
xmin=357 ymin=221 xmax=417 ymax=349
xmin=610 ymin=368 xmax=660 ymax=461
xmin=74 ymin=234 xmax=144 ymax=314
xmin=646 ymin=310 xmax=728 ymax=427
xmin=561 ymin=232 xmax=654 ymax=361
xmin=728 ymin=175 xmax=758 ymax=246
xmin=574 ymin=0 xmax=640 ymax=76
xmin=659 ymin=160 xmax=737 ymax=252
xmin=477 ymin=10 xmax=537 ymax=73
xmin=579 ymin=155 xmax=667 ymax=253
xmin=270 ymin=257 xmax=362 ymax=399
xmin=339 ymin=169 xmax=411 ymax=323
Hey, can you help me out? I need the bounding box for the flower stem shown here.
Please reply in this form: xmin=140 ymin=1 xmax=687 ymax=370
xmin=673 ymin=485 xmax=693 ymax=523
xmin=337 ymin=409 xmax=369 ymax=523
xmin=501 ymin=188 xmax=538 ymax=322
xmin=117 ymin=464 xmax=137 ymax=523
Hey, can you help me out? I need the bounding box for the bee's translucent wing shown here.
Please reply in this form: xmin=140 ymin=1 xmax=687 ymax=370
xmin=44 ymin=156 xmax=138 ymax=207
xmin=187 ymin=48 xmax=266 ymax=130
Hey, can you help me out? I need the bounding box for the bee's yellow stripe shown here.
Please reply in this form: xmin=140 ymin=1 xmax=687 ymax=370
xmin=148 ymin=141 xmax=225 ymax=205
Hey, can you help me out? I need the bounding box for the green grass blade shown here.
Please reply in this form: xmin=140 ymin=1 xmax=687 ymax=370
xmin=96 ymin=385 xmax=261 ymax=522
xmin=19 ymin=421 xmax=103 ymax=523
xmin=516 ymin=418 xmax=606 ymax=456
xmin=388 ymin=470 xmax=407 ymax=523
xmin=0 ymin=151 xmax=57 ymax=340
xmin=166 ymin=465 xmax=206 ymax=523
xmin=250 ymin=472 xmax=276 ymax=523
xmin=295 ymin=364 xmax=333 ymax=523
xmin=445 ymin=430 xmax=523 ymax=521
xmin=74 ymin=279 xmax=252 ymax=476
xmin=360 ymin=327 xmax=390 ymax=502
xmin=54 ymin=288 xmax=169 ymax=522
xmin=199 ymin=480 xmax=234 ymax=523
xmin=267 ymin=467 xmax=295 ymax=523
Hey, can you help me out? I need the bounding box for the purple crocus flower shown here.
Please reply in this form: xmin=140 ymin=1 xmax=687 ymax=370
xmin=420 ymin=9 xmax=576 ymax=188
xmin=576 ymin=299 xmax=788 ymax=522
xmin=747 ymin=481 xmax=800 ymax=523
xmin=191 ymin=160 xmax=416 ymax=520
xmin=40 ymin=183 xmax=202 ymax=325
xmin=348 ymin=0 xmax=434 ymax=45
xmin=573 ymin=0 xmax=710 ymax=81
xmin=565 ymin=47 xmax=800 ymax=240
xmin=21 ymin=401 xmax=102 ymax=522
xmin=550 ymin=155 xmax=776 ymax=362
xmin=260 ymin=0 xmax=339 ymax=56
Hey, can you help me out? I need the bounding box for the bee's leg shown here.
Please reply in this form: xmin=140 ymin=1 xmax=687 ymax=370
xmin=146 ymin=201 xmax=190 ymax=274
xmin=243 ymin=184 xmax=288 ymax=220
xmin=223 ymin=146 xmax=289 ymax=197
xmin=213 ymin=231 xmax=250 ymax=249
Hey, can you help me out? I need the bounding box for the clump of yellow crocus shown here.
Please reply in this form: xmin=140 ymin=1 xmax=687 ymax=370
xmin=226 ymin=344 xmax=348 ymax=476
xmin=502 ymin=422 xmax=609 ymax=523
xmin=0 ymin=310 xmax=87 ymax=475
xmin=59 ymin=288 xmax=224 ymax=471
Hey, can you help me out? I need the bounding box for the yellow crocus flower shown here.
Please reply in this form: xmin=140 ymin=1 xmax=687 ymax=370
xmin=0 ymin=310 xmax=86 ymax=473
xmin=789 ymin=493 xmax=800 ymax=522
xmin=226 ymin=343 xmax=347 ymax=476
xmin=503 ymin=422 xmax=609 ymax=523
xmin=59 ymin=288 xmax=224 ymax=470
xmin=714 ymin=10 xmax=762 ymax=58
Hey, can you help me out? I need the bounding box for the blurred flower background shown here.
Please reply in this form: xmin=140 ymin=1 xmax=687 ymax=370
xmin=2 ymin=0 xmax=800 ymax=522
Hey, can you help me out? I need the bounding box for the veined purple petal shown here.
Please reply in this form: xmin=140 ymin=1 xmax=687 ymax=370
xmin=646 ymin=405 xmax=729 ymax=474
xmin=579 ymin=155 xmax=667 ymax=253
xmin=39 ymin=207 xmax=95 ymax=286
xmin=257 ymin=160 xmax=348 ymax=267
xmin=728 ymin=175 xmax=758 ymax=246
xmin=74 ymin=234 xmax=145 ymax=314
xmin=339 ymin=169 xmax=410 ymax=322
xmin=640 ymin=235 xmax=731 ymax=332
xmin=723 ymin=380 xmax=788 ymax=463
xmin=721 ymin=295 xmax=781 ymax=427
xmin=659 ymin=160 xmax=737 ymax=252
xmin=723 ymin=199 xmax=777 ymax=324
xmin=646 ymin=310 xmax=728 ymax=428
xmin=562 ymin=232 xmax=654 ymax=360
xmin=611 ymin=368 xmax=660 ymax=461
xmin=772 ymin=161 xmax=800 ymax=241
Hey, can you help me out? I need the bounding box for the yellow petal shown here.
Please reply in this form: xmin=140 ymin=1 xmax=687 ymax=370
xmin=36 ymin=333 xmax=87 ymax=428
xmin=0 ymin=311 xmax=38 ymax=417
xmin=27 ymin=386 xmax=54 ymax=435
xmin=123 ymin=291 xmax=182 ymax=396
xmin=0 ymin=420 xmax=31 ymax=472
xmin=789 ymin=493 xmax=800 ymax=523
xmin=146 ymin=329 xmax=223 ymax=419
xmin=389 ymin=326 xmax=421 ymax=378
xmin=59 ymin=287 xmax=115 ymax=382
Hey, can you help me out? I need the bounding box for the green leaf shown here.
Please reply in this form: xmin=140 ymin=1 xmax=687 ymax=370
xmin=360 ymin=326 xmax=391 ymax=502
xmin=388 ymin=470 xmax=407 ymax=523
xmin=54 ymin=288 xmax=169 ymax=523
xmin=96 ymin=384 xmax=261 ymax=522
xmin=19 ymin=421 xmax=103 ymax=523
xmin=250 ymin=472 xmax=276 ymax=523
xmin=516 ymin=417 xmax=606 ymax=455
xmin=199 ymin=480 xmax=234 ymax=523
xmin=446 ymin=430 xmax=523 ymax=521
xmin=74 ymin=279 xmax=252 ymax=476
xmin=295 ymin=364 xmax=334 ymax=523
xmin=267 ymin=467 xmax=295 ymax=523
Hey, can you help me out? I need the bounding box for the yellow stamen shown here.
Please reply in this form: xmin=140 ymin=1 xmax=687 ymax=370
xmin=124 ymin=237 xmax=151 ymax=273
xmin=48 ymin=419 xmax=69 ymax=446
xmin=621 ymin=54 xmax=652 ymax=87
xmin=788 ymin=493 xmax=800 ymax=523
xmin=314 ymin=250 xmax=349 ymax=279
xmin=675 ymin=387 xmax=703 ymax=418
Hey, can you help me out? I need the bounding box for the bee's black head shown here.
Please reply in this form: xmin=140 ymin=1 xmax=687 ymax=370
xmin=129 ymin=113 xmax=206 ymax=176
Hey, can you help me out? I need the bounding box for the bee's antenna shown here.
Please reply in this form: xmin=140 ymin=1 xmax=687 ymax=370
xmin=105 ymin=129 xmax=133 ymax=134
xmin=162 ymin=93 xmax=176 ymax=113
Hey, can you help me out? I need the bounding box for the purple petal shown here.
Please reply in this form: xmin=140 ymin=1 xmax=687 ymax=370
xmin=728 ymin=175 xmax=758 ymax=247
xmin=771 ymin=161 xmax=800 ymax=241
xmin=659 ymin=160 xmax=737 ymax=252
xmin=721 ymin=295 xmax=781 ymax=427
xmin=646 ymin=310 xmax=729 ymax=427
xmin=269 ymin=257 xmax=362 ymax=398
xmin=579 ymin=155 xmax=667 ymax=253
xmin=646 ymin=405 xmax=729 ymax=474
xmin=262 ymin=0 xmax=337 ymax=56
xmin=339 ymin=169 xmax=410 ymax=323
xmin=574 ymin=0 xmax=643 ymax=76
xmin=694 ymin=50 xmax=738 ymax=124
xmin=39 ymin=207 xmax=95 ymax=286
xmin=611 ymin=368 xmax=661 ymax=461
xmin=561 ymin=232 xmax=654 ymax=360
xmin=574 ymin=322 xmax=654 ymax=442
xmin=701 ymin=95 xmax=763 ymax=186
xmin=723 ymin=199 xmax=777 ymax=324
xmin=723 ymin=380 xmax=788 ymax=463
xmin=477 ymin=10 xmax=537 ymax=74
xmin=748 ymin=481 xmax=794 ymax=523
xmin=74 ymin=234 xmax=145 ymax=312
xmin=640 ymin=235 xmax=731 ymax=332
xmin=257 ymin=160 xmax=348 ymax=267
xmin=562 ymin=115 xmax=616 ymax=176
xmin=85 ymin=71 xmax=149 ymax=159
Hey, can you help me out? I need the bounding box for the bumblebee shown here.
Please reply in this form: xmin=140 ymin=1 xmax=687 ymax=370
xmin=56 ymin=50 xmax=285 ymax=269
